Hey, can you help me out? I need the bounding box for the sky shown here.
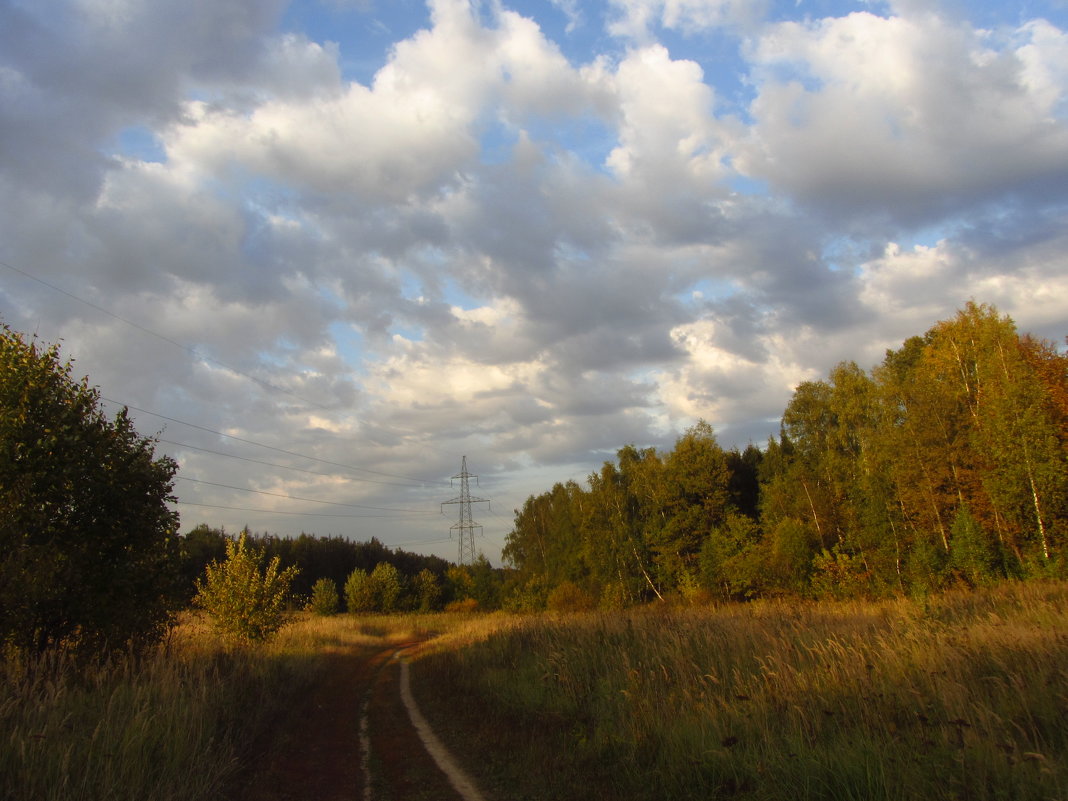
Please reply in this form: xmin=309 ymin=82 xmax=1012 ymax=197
xmin=2 ymin=0 xmax=1067 ymax=564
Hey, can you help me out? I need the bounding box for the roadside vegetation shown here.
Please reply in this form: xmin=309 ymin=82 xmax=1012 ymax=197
xmin=0 ymin=612 xmax=440 ymax=801
xmin=411 ymin=582 xmax=1068 ymax=800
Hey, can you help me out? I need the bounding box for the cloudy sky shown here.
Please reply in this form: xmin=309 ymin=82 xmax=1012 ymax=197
xmin=2 ymin=0 xmax=1066 ymax=562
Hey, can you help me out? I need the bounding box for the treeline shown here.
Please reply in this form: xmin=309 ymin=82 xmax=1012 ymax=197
xmin=177 ymin=524 xmax=501 ymax=611
xmin=503 ymin=303 xmax=1068 ymax=607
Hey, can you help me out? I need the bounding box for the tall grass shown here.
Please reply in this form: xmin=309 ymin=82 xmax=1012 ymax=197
xmin=412 ymin=583 xmax=1068 ymax=800
xmin=0 ymin=611 xmax=441 ymax=801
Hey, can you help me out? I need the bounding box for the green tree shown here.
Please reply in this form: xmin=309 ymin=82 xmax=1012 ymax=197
xmin=0 ymin=325 xmax=180 ymax=654
xmin=949 ymin=505 xmax=1003 ymax=586
xmin=445 ymin=564 xmax=476 ymax=606
xmin=650 ymin=421 xmax=731 ymax=592
xmin=194 ymin=531 xmax=299 ymax=642
xmin=345 ymin=567 xmax=375 ymax=613
xmin=370 ymin=561 xmax=402 ymax=612
xmin=307 ymin=577 xmax=340 ymax=616
xmin=411 ymin=568 xmax=443 ymax=612
xmin=699 ymin=512 xmax=763 ymax=600
xmin=468 ymin=554 xmax=502 ymax=610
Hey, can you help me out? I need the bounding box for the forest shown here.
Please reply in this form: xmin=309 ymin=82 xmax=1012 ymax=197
xmin=176 ymin=524 xmax=500 ymax=612
xmin=502 ymin=302 xmax=1068 ymax=606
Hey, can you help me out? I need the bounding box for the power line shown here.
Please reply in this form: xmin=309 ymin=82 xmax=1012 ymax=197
xmin=174 ymin=500 xmax=444 ymax=519
xmin=158 ymin=438 xmax=439 ymax=489
xmin=0 ymin=257 xmax=327 ymax=409
xmin=3 ymin=257 xmax=455 ymax=488
xmin=101 ymin=397 xmax=449 ymax=486
xmin=175 ymin=475 xmax=441 ymax=513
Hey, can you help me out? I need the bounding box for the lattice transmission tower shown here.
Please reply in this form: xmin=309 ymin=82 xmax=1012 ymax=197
xmin=441 ymin=455 xmax=490 ymax=565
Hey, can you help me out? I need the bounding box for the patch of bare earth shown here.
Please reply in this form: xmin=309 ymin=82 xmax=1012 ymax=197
xmin=232 ymin=641 xmax=467 ymax=801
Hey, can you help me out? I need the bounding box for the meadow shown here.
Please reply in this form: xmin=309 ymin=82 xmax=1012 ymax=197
xmin=4 ymin=584 xmax=1067 ymax=800
xmin=0 ymin=613 xmax=438 ymax=801
xmin=412 ymin=582 xmax=1068 ymax=800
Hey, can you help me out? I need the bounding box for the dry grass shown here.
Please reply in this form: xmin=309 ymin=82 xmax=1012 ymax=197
xmin=0 ymin=611 xmax=446 ymax=801
xmin=411 ymin=583 xmax=1068 ymax=800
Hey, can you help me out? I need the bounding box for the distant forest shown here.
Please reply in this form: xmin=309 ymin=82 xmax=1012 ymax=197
xmin=502 ymin=302 xmax=1068 ymax=606
xmin=179 ymin=526 xmax=451 ymax=601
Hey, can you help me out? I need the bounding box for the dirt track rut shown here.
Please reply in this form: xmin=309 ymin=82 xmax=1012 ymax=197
xmin=233 ymin=641 xmax=478 ymax=801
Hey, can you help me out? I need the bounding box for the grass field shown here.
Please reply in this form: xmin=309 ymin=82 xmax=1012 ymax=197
xmin=410 ymin=583 xmax=1068 ymax=800
xmin=0 ymin=612 xmax=437 ymax=801
xmin=5 ymin=585 xmax=1067 ymax=801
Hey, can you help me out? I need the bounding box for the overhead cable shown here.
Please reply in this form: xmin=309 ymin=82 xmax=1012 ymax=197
xmin=158 ymin=438 xmax=438 ymax=489
xmin=174 ymin=500 xmax=444 ymax=520
xmin=102 ymin=397 xmax=448 ymax=486
xmin=174 ymin=476 xmax=437 ymax=514
xmin=0 ymin=258 xmax=327 ymax=409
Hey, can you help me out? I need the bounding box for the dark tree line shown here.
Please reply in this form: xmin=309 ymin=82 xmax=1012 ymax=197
xmin=177 ymin=524 xmax=500 ymax=611
xmin=503 ymin=303 xmax=1068 ymax=606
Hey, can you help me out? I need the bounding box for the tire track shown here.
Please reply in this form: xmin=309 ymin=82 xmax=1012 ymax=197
xmin=396 ymin=657 xmax=488 ymax=801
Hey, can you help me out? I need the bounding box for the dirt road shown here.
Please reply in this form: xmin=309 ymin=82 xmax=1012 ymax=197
xmin=233 ymin=640 xmax=481 ymax=801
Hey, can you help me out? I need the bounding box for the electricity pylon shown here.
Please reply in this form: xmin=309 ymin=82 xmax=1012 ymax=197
xmin=441 ymin=455 xmax=490 ymax=565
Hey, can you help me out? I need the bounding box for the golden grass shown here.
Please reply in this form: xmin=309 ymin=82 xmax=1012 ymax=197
xmin=0 ymin=611 xmax=447 ymax=801
xmin=410 ymin=583 xmax=1068 ymax=800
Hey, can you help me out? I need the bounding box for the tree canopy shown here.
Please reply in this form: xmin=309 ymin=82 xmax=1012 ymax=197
xmin=503 ymin=303 xmax=1068 ymax=606
xmin=0 ymin=325 xmax=181 ymax=653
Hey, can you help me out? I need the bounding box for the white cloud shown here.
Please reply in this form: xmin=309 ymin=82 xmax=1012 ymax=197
xmin=607 ymin=0 xmax=767 ymax=40
xmin=656 ymin=314 xmax=820 ymax=433
xmin=740 ymin=10 xmax=1068 ymax=228
xmin=3 ymin=0 xmax=1068 ymax=559
xmin=1015 ymin=18 xmax=1068 ymax=117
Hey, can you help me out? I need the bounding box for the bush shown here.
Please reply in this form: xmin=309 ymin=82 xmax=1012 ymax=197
xmin=412 ymin=568 xmax=443 ymax=612
xmin=444 ymin=598 xmax=479 ymax=614
xmin=344 ymin=568 xmax=375 ymax=613
xmin=370 ymin=562 xmax=403 ymax=612
xmin=194 ymin=532 xmax=299 ymax=642
xmin=307 ymin=578 xmax=340 ymax=616
xmin=0 ymin=325 xmax=181 ymax=655
xmin=546 ymin=581 xmax=596 ymax=613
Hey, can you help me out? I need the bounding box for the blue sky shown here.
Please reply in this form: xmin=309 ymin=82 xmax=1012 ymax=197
xmin=2 ymin=0 xmax=1067 ymax=561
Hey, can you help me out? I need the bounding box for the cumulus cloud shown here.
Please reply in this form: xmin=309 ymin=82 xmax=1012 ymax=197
xmin=739 ymin=8 xmax=1068 ymax=230
xmin=2 ymin=0 xmax=1066 ymax=559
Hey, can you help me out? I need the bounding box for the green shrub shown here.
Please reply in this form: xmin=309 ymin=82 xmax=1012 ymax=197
xmin=307 ymin=578 xmax=339 ymax=616
xmin=412 ymin=568 xmax=443 ymax=612
xmin=344 ymin=568 xmax=375 ymax=613
xmin=370 ymin=562 xmax=403 ymax=612
xmin=194 ymin=532 xmax=299 ymax=642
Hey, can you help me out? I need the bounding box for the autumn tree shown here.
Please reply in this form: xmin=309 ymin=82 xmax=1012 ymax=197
xmin=345 ymin=567 xmax=376 ymax=613
xmin=370 ymin=561 xmax=403 ymax=612
xmin=411 ymin=568 xmax=443 ymax=611
xmin=194 ymin=531 xmax=299 ymax=642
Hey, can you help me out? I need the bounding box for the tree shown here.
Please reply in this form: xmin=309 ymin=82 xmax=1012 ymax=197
xmin=344 ymin=567 xmax=376 ymax=613
xmin=411 ymin=568 xmax=443 ymax=612
xmin=194 ymin=531 xmax=299 ymax=642
xmin=370 ymin=562 xmax=403 ymax=612
xmin=307 ymin=577 xmax=340 ymax=616
xmin=650 ymin=422 xmax=731 ymax=591
xmin=0 ymin=325 xmax=180 ymax=654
